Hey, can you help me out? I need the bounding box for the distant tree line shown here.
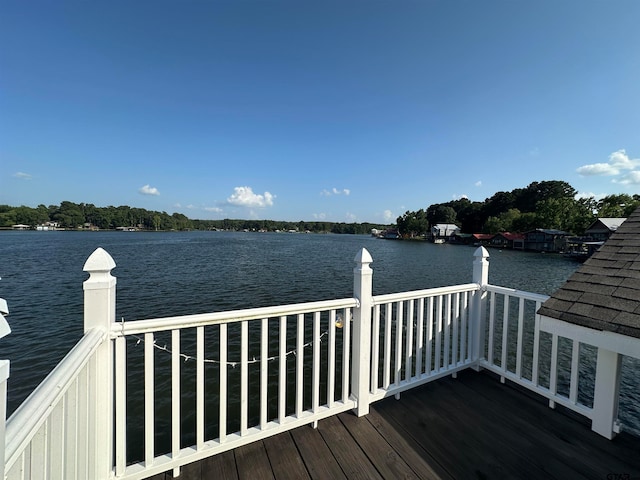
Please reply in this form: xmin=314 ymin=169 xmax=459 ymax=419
xmin=396 ymin=180 xmax=640 ymax=238
xmin=0 ymin=201 xmax=389 ymax=235
xmin=192 ymin=219 xmax=385 ymax=234
xmin=4 ymin=180 xmax=638 ymax=237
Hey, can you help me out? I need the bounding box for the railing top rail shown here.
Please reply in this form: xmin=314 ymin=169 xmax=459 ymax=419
xmin=114 ymin=297 xmax=359 ymax=336
xmin=5 ymin=327 xmax=106 ymax=468
xmin=485 ymin=284 xmax=549 ymax=303
xmin=373 ymin=283 xmax=480 ymax=305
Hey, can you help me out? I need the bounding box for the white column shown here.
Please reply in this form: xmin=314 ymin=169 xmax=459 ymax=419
xmin=591 ymin=347 xmax=622 ymax=439
xmin=83 ymin=247 xmax=117 ymax=479
xmin=0 ymin=360 xmax=8 ymax=480
xmin=352 ymin=248 xmax=373 ymax=416
xmin=471 ymin=247 xmax=489 ymax=369
xmin=0 ymin=294 xmax=11 ymax=480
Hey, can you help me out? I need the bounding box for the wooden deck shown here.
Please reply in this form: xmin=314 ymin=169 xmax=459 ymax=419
xmin=149 ymin=370 xmax=640 ymax=479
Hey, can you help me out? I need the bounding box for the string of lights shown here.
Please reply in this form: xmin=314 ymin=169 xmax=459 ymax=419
xmin=120 ymin=318 xmax=339 ymax=368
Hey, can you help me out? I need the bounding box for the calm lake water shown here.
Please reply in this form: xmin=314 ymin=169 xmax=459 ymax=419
xmin=1 ymin=230 xmax=638 ymax=440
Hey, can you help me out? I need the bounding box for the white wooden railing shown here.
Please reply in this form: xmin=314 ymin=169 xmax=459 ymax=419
xmin=5 ymin=329 xmax=106 ymax=480
xmin=1 ymin=246 xmax=636 ymax=479
xmin=476 ymin=268 xmax=640 ymax=440
xmin=478 ymin=285 xmax=597 ymax=417
xmin=112 ymin=298 xmax=358 ymax=479
xmin=369 ymin=283 xmax=480 ymax=403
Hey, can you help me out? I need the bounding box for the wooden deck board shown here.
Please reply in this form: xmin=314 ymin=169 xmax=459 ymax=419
xmin=289 ymin=422 xmax=347 ymax=480
xmin=234 ymin=441 xmax=275 ymax=480
xmin=200 ymin=450 xmax=238 ymax=480
xmin=363 ymin=407 xmax=453 ymax=480
xmin=402 ymin=375 xmax=569 ymax=478
xmin=462 ymin=371 xmax=640 ymax=478
xmin=375 ymin=383 xmax=522 ymax=479
xmin=262 ymin=432 xmax=311 ymax=480
xmin=145 ymin=370 xmax=640 ymax=480
xmin=338 ymin=410 xmax=422 ymax=480
xmin=317 ymin=415 xmax=384 ymax=480
xmin=450 ymin=373 xmax=620 ymax=479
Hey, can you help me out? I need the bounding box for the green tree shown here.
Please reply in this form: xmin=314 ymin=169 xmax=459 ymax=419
xmin=483 ymin=191 xmax=515 ymax=218
xmin=397 ymin=209 xmax=428 ymax=238
xmin=452 ymin=199 xmax=484 ymax=233
xmin=14 ymin=206 xmax=40 ymax=226
xmin=514 ymin=180 xmax=576 ymax=212
xmin=511 ymin=212 xmax=539 ymax=233
xmin=426 ymin=205 xmax=457 ymax=225
xmin=535 ymin=197 xmax=595 ymax=234
xmin=597 ymin=194 xmax=640 ymax=218
xmin=483 ymin=208 xmax=522 ymax=234
xmin=0 ymin=208 xmax=17 ymax=227
xmin=55 ymin=201 xmax=85 ymax=228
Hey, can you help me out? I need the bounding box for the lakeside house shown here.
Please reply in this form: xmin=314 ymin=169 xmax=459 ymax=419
xmin=563 ymin=217 xmax=628 ymax=261
xmin=471 ymin=233 xmax=494 ymax=246
xmin=36 ymin=221 xmax=60 ymax=231
xmin=489 ymin=232 xmax=525 ymax=249
xmin=409 ymin=217 xmax=627 ymax=255
xmin=430 ymin=223 xmax=460 ymax=242
xmin=585 ymin=217 xmax=626 ymax=242
xmin=381 ymin=228 xmax=400 ymax=239
xmin=522 ymin=228 xmax=572 ymax=252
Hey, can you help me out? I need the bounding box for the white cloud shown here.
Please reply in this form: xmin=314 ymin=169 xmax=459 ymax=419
xmin=313 ymin=213 xmax=327 ymax=220
xmin=205 ymin=206 xmax=223 ymax=213
xmin=453 ymin=194 xmax=469 ymax=200
xmin=226 ymin=186 xmax=274 ymax=207
xmin=614 ymin=171 xmax=640 ymax=185
xmin=382 ymin=209 xmax=394 ymax=222
xmin=475 ymin=180 xmax=482 ymax=187
xmin=139 ymin=184 xmax=160 ymax=196
xmin=13 ymin=172 xmax=32 ymax=180
xmin=321 ymin=187 xmax=350 ymax=196
xmin=577 ymin=149 xmax=640 ymax=176
xmin=576 ymin=163 xmax=617 ymax=176
xmin=345 ymin=212 xmax=357 ymax=221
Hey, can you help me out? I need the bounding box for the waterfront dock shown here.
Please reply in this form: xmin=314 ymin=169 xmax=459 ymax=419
xmin=148 ymin=369 xmax=640 ymax=480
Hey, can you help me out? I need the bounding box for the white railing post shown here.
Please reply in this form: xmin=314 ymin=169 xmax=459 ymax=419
xmin=83 ymin=247 xmax=117 ymax=479
xmin=0 ymin=359 xmax=8 ymax=480
xmin=0 ymin=295 xmax=11 ymax=480
xmin=352 ymin=248 xmax=373 ymax=416
xmin=471 ymin=247 xmax=489 ymax=369
xmin=591 ymin=347 xmax=622 ymax=439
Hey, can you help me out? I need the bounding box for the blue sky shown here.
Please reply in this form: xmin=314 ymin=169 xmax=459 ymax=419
xmin=1 ymin=1 xmax=639 ymax=223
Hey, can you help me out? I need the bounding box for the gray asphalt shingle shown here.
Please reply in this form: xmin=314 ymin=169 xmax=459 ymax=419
xmin=537 ymin=207 xmax=640 ymax=339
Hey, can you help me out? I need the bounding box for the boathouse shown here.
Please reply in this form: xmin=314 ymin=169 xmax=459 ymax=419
xmin=430 ymin=223 xmax=460 ymax=241
xmin=585 ymin=217 xmax=626 ymax=242
xmin=523 ymin=228 xmax=571 ymax=252
xmin=471 ymin=232 xmax=494 ymax=246
xmin=489 ymin=232 xmax=525 ymax=249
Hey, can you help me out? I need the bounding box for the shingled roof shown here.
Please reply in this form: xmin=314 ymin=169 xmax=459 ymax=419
xmin=537 ymin=206 xmax=640 ymax=339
